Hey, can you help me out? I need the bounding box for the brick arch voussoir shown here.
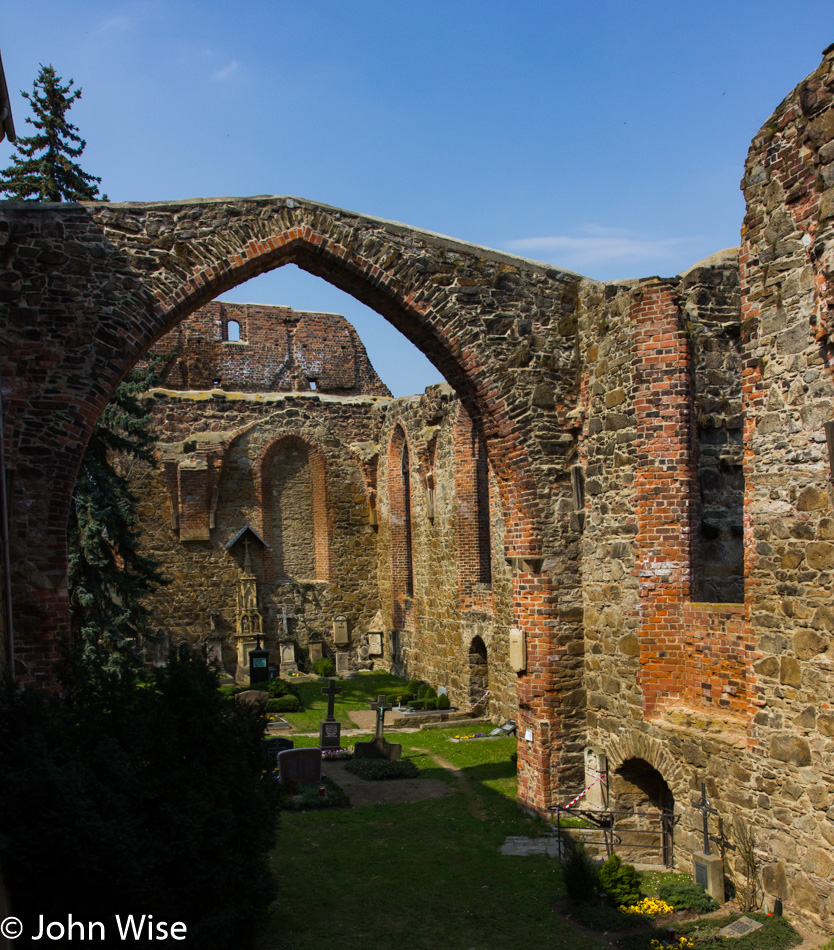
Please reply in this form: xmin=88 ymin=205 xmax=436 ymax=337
xmin=149 ymin=223 xmax=541 ymax=514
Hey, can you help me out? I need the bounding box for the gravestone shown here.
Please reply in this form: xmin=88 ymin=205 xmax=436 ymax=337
xmin=367 ymin=633 xmax=382 ymax=655
xmin=309 ymin=641 xmax=323 ymax=663
xmin=584 ymin=747 xmax=609 ymax=810
xmin=692 ymin=782 xmax=724 ymax=902
xmin=354 ymin=694 xmax=402 ymax=761
xmin=280 ymin=641 xmax=298 ymax=675
xmin=319 ymin=677 xmax=342 ymax=750
xmin=278 ymin=747 xmax=322 ymax=788
xmin=717 ymin=917 xmax=763 ymax=939
xmin=266 ymin=736 xmax=294 ymax=765
xmin=335 ymin=652 xmax=350 ymax=675
xmin=235 ymin=690 xmax=268 ymax=708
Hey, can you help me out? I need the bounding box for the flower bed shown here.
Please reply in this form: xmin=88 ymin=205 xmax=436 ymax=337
xmin=321 ymin=748 xmax=354 ymax=761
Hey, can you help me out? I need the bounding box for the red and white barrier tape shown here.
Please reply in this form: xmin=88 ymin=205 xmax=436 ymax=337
xmin=561 ymin=774 xmax=606 ymax=810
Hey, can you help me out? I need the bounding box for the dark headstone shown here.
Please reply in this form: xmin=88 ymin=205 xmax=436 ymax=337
xmin=319 ymin=719 xmax=342 ymax=750
xmin=266 ymin=736 xmax=295 ymax=764
xmin=354 ymin=736 xmax=402 ymax=761
xmin=278 ymin=747 xmax=322 ymax=788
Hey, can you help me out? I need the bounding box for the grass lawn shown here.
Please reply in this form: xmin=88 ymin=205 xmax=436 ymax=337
xmin=269 ymin=671 xmax=417 ymax=733
xmin=255 ymin=725 xmax=607 ymax=950
xmin=256 ymin=680 xmax=819 ymax=950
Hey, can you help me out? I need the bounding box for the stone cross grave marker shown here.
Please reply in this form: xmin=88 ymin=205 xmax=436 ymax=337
xmin=693 ymin=782 xmax=719 ymax=855
xmin=319 ymin=677 xmax=342 ymax=750
xmin=371 ymin=694 xmax=391 ymax=740
xmin=354 ymin=694 xmax=402 ymax=761
xmin=278 ymin=747 xmax=322 ymax=789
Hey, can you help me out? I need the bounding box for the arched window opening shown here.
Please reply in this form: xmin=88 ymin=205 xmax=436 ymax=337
xmin=262 ymin=436 xmax=330 ymax=583
xmin=474 ymin=433 xmax=492 ymax=586
xmin=455 ymin=408 xmax=493 ymax=603
xmin=226 ymin=319 xmax=241 ymax=342
xmin=402 ymin=444 xmax=414 ymax=599
xmin=389 ymin=427 xmax=415 ymax=628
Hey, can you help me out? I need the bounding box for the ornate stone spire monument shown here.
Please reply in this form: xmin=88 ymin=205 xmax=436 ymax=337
xmin=235 ymin=536 xmax=264 ymax=683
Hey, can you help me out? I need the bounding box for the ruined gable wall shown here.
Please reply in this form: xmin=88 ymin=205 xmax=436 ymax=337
xmin=144 ymin=300 xmax=391 ymax=396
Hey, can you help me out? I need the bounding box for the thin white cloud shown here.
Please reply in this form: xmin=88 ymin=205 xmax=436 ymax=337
xmin=213 ymin=60 xmax=239 ymax=82
xmin=505 ymin=225 xmax=694 ymax=275
xmin=94 ymin=15 xmax=132 ymax=36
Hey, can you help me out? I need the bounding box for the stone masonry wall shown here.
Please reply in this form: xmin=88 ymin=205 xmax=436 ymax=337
xmin=736 ymin=43 xmax=834 ymax=926
xmin=135 ymin=388 xmax=383 ymax=674
xmin=373 ymin=386 xmax=517 ymax=721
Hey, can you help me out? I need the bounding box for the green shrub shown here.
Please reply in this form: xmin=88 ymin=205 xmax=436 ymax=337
xmin=312 ymin=658 xmax=336 ymax=677
xmin=562 ymin=843 xmax=600 ymax=902
xmin=268 ymin=694 xmax=303 ymax=713
xmin=656 ymin=879 xmax=718 ymax=913
xmin=0 ymin=649 xmax=277 ymax=950
xmin=417 ymin=682 xmax=436 ymax=699
xmin=599 ymin=853 xmax=642 ymax=907
xmin=344 ymin=758 xmax=420 ymax=781
xmin=424 ymin=698 xmax=437 ymax=710
xmin=437 ymin=693 xmax=451 ymax=709
xmin=407 ymin=679 xmax=424 ymax=695
xmin=264 ymin=678 xmax=300 ymax=700
xmin=277 ymin=775 xmax=349 ymax=811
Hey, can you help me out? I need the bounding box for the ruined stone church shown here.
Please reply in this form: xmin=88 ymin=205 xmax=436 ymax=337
xmin=3 ymin=45 xmax=834 ymax=928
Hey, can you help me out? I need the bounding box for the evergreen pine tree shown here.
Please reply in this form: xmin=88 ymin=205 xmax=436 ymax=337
xmin=0 ymin=64 xmax=106 ymax=201
xmin=1 ymin=64 xmax=163 ymax=667
xmin=68 ymin=365 xmax=167 ymax=670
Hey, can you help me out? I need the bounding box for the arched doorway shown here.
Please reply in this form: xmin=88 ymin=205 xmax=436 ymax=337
xmin=612 ymin=758 xmax=675 ymax=867
xmin=468 ymin=635 xmax=489 ymax=711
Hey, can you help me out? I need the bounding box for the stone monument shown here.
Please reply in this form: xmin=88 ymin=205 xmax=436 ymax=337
xmin=319 ymin=677 xmax=342 ymax=750
xmin=354 ymin=695 xmax=402 ymax=760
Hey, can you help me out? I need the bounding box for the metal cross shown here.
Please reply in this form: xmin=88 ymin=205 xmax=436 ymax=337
xmin=693 ymin=781 xmax=719 ymax=855
xmin=279 ymin=606 xmax=293 ymax=637
xmin=321 ymin=677 xmax=342 ymax=722
xmin=369 ymin=694 xmax=393 ymax=741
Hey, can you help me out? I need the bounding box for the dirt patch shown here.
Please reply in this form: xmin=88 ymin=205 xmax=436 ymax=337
xmin=321 ymin=761 xmax=454 ymax=807
xmin=347 ymin=709 xmax=377 ymax=730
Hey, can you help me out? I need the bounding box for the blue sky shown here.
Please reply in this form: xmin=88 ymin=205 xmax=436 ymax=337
xmin=3 ymin=2 xmax=833 ymax=395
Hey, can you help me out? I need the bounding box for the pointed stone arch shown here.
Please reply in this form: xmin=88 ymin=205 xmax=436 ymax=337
xmin=1 ymin=195 xmax=585 ymax=812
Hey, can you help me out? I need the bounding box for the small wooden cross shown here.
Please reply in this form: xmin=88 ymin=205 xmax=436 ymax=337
xmin=321 ymin=677 xmax=342 ymax=722
xmin=369 ymin=694 xmax=393 ymax=741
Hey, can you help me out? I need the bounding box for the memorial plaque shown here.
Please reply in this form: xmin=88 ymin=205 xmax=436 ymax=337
xmin=333 ymin=615 xmax=349 ymax=645
xmin=717 ymin=917 xmax=763 ymax=939
xmin=309 ymin=641 xmax=323 ymax=663
xmin=319 ymin=719 xmax=342 ymax=750
xmin=368 ymin=633 xmax=382 ymax=655
xmin=509 ymin=627 xmax=526 ymax=672
xmin=335 ymin=652 xmax=350 ymax=674
xmin=694 ymin=860 xmax=707 ymax=889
